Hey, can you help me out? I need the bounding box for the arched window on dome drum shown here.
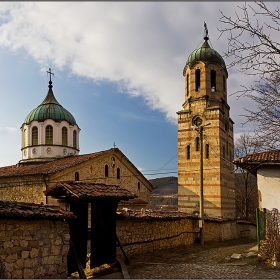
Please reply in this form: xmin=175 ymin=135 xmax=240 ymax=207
xmin=186 ymin=145 xmax=190 ymax=160
xmin=105 ymin=164 xmax=109 ymax=177
xmin=211 ymin=70 xmax=216 ymax=92
xmin=73 ymin=130 xmax=77 ymax=149
xmin=186 ymin=74 xmax=189 ymax=96
xmin=223 ymin=75 xmax=226 ymax=92
xmin=32 ymin=127 xmax=38 ymax=146
xmin=45 ymin=125 xmax=53 ymax=145
xmin=117 ymin=168 xmax=120 ymax=179
xmin=62 ymin=127 xmax=68 ymax=146
xmin=205 ymin=144 xmax=210 ymax=159
xmin=24 ymin=129 xmax=28 ymax=147
xmin=195 ymin=69 xmax=200 ymax=92
xmin=195 ymin=137 xmax=200 ymax=151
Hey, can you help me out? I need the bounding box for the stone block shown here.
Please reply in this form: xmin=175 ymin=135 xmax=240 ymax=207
xmin=20 ymin=239 xmax=28 ymax=247
xmin=15 ymin=258 xmax=24 ymax=269
xmin=51 ymin=245 xmax=61 ymax=255
xmin=12 ymin=269 xmax=23 ymax=279
xmin=35 ymin=266 xmax=47 ymax=278
xmin=21 ymin=250 xmax=29 ymax=259
xmin=30 ymin=248 xmax=39 ymax=258
xmin=24 ymin=257 xmax=37 ymax=268
xmin=23 ymin=268 xmax=34 ymax=279
xmin=231 ymin=253 xmax=242 ymax=259
xmin=5 ymin=253 xmax=18 ymax=263
xmin=3 ymin=241 xmax=13 ymax=249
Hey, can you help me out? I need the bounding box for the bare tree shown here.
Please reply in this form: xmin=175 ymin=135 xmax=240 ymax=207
xmin=219 ymin=2 xmax=280 ymax=148
xmin=234 ymin=134 xmax=259 ymax=222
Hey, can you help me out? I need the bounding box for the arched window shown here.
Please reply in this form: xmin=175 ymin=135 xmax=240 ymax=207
xmin=73 ymin=130 xmax=77 ymax=149
xmin=186 ymin=145 xmax=190 ymax=160
xmin=195 ymin=137 xmax=200 ymax=151
xmin=195 ymin=69 xmax=200 ymax=92
xmin=226 ymin=141 xmax=229 ymax=156
xmin=205 ymin=144 xmax=210 ymax=159
xmin=75 ymin=172 xmax=79 ymax=181
xmin=32 ymin=127 xmax=38 ymax=146
xmin=138 ymin=182 xmax=140 ymax=191
xmin=223 ymin=75 xmax=226 ymax=92
xmin=62 ymin=127 xmax=68 ymax=146
xmin=186 ymin=74 xmax=189 ymax=96
xmin=24 ymin=129 xmax=28 ymax=147
xmin=211 ymin=70 xmax=216 ymax=92
xmin=105 ymin=165 xmax=109 ymax=177
xmin=117 ymin=168 xmax=120 ymax=179
xmin=45 ymin=125 xmax=53 ymax=144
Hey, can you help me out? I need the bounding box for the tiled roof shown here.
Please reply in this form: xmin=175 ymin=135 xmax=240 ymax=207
xmin=44 ymin=181 xmax=137 ymax=201
xmin=119 ymin=198 xmax=148 ymax=205
xmin=0 ymin=149 xmax=111 ymax=178
xmin=233 ymin=150 xmax=280 ymax=172
xmin=0 ymin=200 xmax=75 ymax=220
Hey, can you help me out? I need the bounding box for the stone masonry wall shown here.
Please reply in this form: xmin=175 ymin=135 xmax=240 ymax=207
xmin=116 ymin=218 xmax=256 ymax=258
xmin=0 ymin=218 xmax=69 ymax=279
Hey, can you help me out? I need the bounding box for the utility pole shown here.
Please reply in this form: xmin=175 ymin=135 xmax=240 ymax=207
xmin=192 ymin=120 xmax=210 ymax=246
xmin=199 ymin=125 xmax=204 ymax=245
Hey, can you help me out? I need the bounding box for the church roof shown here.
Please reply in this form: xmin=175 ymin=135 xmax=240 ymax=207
xmin=23 ymin=80 xmax=77 ymax=126
xmin=44 ymin=181 xmax=137 ymax=201
xmin=0 ymin=148 xmax=155 ymax=191
xmin=0 ymin=150 xmax=108 ymax=177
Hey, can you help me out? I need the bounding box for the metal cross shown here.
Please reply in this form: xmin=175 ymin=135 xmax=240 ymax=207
xmin=113 ymin=142 xmax=116 ymax=148
xmin=204 ymin=22 xmax=209 ymax=39
xmin=46 ymin=68 xmax=54 ymax=82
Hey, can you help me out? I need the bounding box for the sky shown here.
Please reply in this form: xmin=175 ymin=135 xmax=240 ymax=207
xmin=0 ymin=2 xmax=277 ymax=179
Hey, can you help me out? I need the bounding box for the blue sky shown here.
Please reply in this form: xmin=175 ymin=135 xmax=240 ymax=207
xmin=0 ymin=2 xmax=276 ymax=179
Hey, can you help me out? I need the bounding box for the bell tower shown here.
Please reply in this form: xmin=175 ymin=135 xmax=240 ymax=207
xmin=177 ymin=24 xmax=235 ymax=218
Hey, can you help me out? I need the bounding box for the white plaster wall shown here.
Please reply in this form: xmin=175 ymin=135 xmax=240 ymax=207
xmin=257 ymin=166 xmax=280 ymax=210
xmin=21 ymin=119 xmax=80 ymax=160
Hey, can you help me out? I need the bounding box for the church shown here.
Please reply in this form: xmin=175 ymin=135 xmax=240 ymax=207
xmin=0 ymin=70 xmax=154 ymax=210
xmin=177 ymin=26 xmax=235 ymax=219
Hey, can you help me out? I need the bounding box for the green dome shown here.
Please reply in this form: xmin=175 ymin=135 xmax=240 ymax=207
xmin=24 ymin=81 xmax=77 ymax=125
xmin=184 ymin=39 xmax=227 ymax=74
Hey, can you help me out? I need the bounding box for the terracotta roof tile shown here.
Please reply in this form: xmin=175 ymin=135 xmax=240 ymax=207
xmin=0 ymin=150 xmax=110 ymax=178
xmin=0 ymin=200 xmax=75 ymax=219
xmin=233 ymin=150 xmax=280 ymax=172
xmin=44 ymin=181 xmax=137 ymax=201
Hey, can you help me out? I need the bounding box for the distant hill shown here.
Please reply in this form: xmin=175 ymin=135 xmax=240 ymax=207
xmin=149 ymin=176 xmax=178 ymax=195
xmin=149 ymin=176 xmax=178 ymax=211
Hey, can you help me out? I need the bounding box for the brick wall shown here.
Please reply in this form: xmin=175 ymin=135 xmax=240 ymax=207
xmin=0 ymin=218 xmax=69 ymax=279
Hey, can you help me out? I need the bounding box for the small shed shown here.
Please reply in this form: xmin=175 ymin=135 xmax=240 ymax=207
xmin=44 ymin=181 xmax=136 ymax=275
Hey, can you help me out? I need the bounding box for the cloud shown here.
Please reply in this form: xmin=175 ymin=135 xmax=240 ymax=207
xmin=0 ymin=2 xmax=272 ymax=132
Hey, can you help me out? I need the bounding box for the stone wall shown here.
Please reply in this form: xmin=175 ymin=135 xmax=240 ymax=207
xmin=0 ymin=218 xmax=69 ymax=279
xmin=116 ymin=216 xmax=256 ymax=258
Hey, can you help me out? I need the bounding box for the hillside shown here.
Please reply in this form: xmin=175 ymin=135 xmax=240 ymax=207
xmin=149 ymin=176 xmax=178 ymax=211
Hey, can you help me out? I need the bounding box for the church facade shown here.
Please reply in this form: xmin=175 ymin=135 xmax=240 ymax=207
xmin=0 ymin=71 xmax=153 ymax=209
xmin=177 ymin=28 xmax=235 ymax=218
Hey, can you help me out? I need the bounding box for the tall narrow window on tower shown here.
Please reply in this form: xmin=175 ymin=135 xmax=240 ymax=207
xmin=211 ymin=70 xmax=216 ymax=92
xmin=195 ymin=69 xmax=200 ymax=92
xmin=205 ymin=144 xmax=210 ymax=159
xmin=32 ymin=127 xmax=38 ymax=146
xmin=186 ymin=74 xmax=189 ymax=96
xmin=223 ymin=75 xmax=226 ymax=92
xmin=45 ymin=125 xmax=53 ymax=145
xmin=195 ymin=137 xmax=200 ymax=151
xmin=186 ymin=145 xmax=190 ymax=159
